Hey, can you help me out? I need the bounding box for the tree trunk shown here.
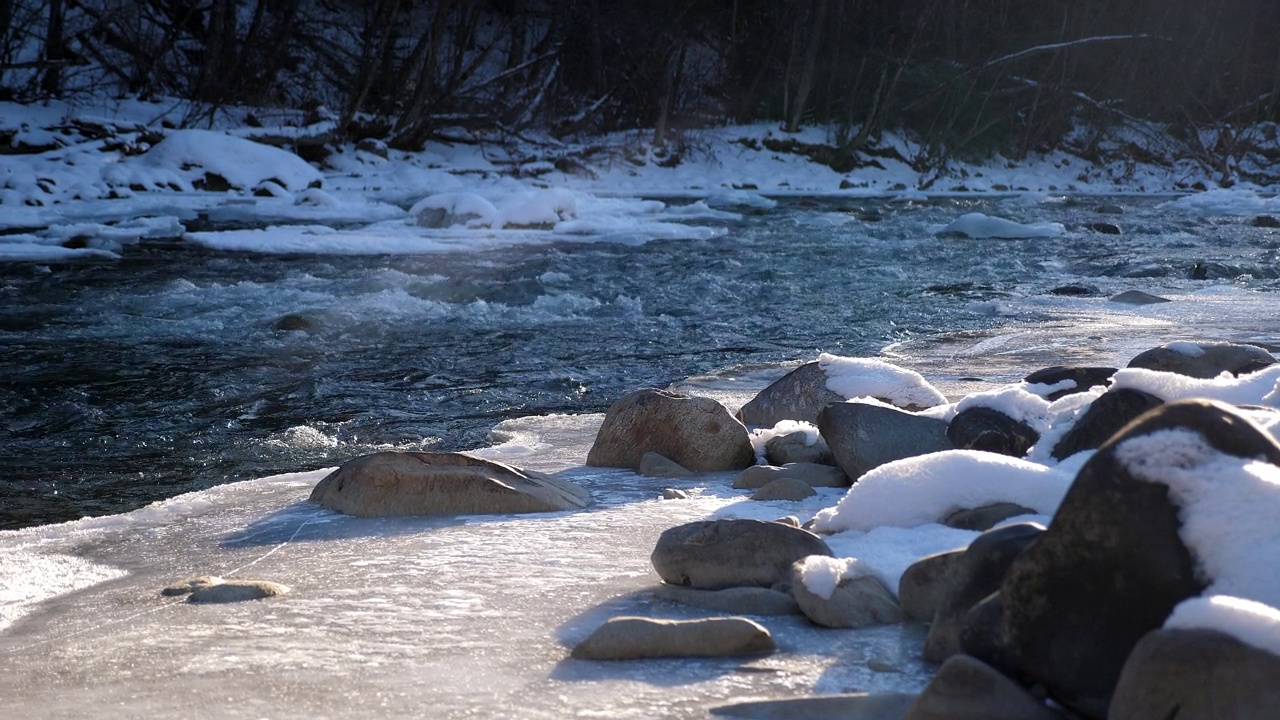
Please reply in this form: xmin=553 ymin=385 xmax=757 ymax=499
xmin=40 ymin=0 xmax=65 ymax=96
xmin=201 ymin=0 xmax=238 ymax=102
xmin=785 ymin=0 xmax=827 ymax=133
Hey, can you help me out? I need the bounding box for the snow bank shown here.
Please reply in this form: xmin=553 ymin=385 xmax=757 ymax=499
xmin=811 ymin=450 xmax=1073 ymax=533
xmin=818 ymin=354 xmax=947 ymax=408
xmin=938 ymin=212 xmax=1066 ymax=239
xmin=107 ymin=129 xmax=323 ymax=192
xmin=1118 ymin=429 xmax=1280 ymax=654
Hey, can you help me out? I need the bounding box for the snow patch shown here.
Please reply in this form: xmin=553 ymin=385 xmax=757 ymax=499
xmin=818 ymin=354 xmax=947 ymax=408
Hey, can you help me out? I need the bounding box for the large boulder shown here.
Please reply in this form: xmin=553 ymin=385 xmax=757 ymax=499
xmin=923 ymin=523 xmax=1044 ymax=662
xmin=310 ymin=451 xmax=590 ymax=517
xmin=898 ymin=550 xmax=965 ymax=623
xmin=791 ymin=565 xmax=903 ymax=629
xmin=818 ymin=402 xmax=952 ymax=480
xmin=1049 ymin=388 xmax=1162 ymax=460
xmin=966 ymin=400 xmax=1280 ymax=718
xmin=733 ymin=462 xmax=848 ymax=489
xmin=946 ymin=407 xmax=1039 ymax=458
xmin=1109 ymin=628 xmax=1280 ymax=719
xmin=1126 ymin=340 xmax=1276 ymax=378
xmin=587 ymin=389 xmax=754 ymax=471
xmin=652 ymin=518 xmax=833 ymax=590
xmin=571 ymin=616 xmax=775 ymax=660
xmin=904 ymin=654 xmax=1062 ymax=720
xmin=737 ymin=362 xmax=844 ymax=427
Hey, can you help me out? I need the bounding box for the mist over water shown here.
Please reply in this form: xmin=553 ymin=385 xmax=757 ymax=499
xmin=2 ymin=195 xmax=1278 ymax=528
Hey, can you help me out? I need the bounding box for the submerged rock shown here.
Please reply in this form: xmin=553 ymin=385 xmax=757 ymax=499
xmin=1109 ymin=290 xmax=1170 ymax=305
xmin=587 ymin=388 xmax=754 ymax=471
xmin=310 ymin=451 xmax=590 ymax=517
xmin=571 ymin=616 xmax=775 ymax=660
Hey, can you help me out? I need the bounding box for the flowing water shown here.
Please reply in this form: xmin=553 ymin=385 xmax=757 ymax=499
xmin=2 ymin=194 xmax=1279 ymax=718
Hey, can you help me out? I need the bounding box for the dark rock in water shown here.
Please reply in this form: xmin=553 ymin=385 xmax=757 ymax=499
xmin=818 ymin=402 xmax=952 ymax=480
xmin=1251 ymin=214 xmax=1280 ymax=228
xmin=905 ymin=654 xmax=1061 ymax=720
xmin=571 ymin=616 xmax=775 ymax=660
xmin=587 ymin=388 xmax=754 ymax=471
xmin=188 ymin=579 xmax=290 ymax=603
xmin=638 ymin=451 xmax=693 ymax=478
xmin=947 ymin=407 xmax=1039 ymax=457
xmin=710 ymin=692 xmax=918 ymax=720
xmin=925 ymin=523 xmax=1044 ymax=662
xmin=1109 ymin=290 xmax=1170 ymax=305
xmin=1049 ymin=285 xmax=1100 ymax=296
xmin=310 ymin=451 xmax=590 ymax=517
xmin=944 ymin=502 xmax=1037 ymax=531
xmin=750 ymin=477 xmax=818 ymax=501
xmin=272 ymin=313 xmax=317 ymax=332
xmin=1127 ymin=340 xmax=1277 ymax=378
xmin=1109 ymin=628 xmax=1280 ymax=719
xmin=738 ymin=362 xmax=843 ymax=427
xmin=651 ymin=518 xmax=833 ymax=590
xmin=734 ymin=462 xmax=848 ymax=489
xmin=654 ymin=584 xmax=800 ymax=615
xmin=968 ymin=400 xmax=1280 ymax=718
xmin=763 ymin=431 xmax=834 ymax=466
xmin=898 ymin=550 xmax=965 ymax=623
xmin=1094 ymin=204 xmax=1124 ymax=215
xmin=1023 ymin=365 xmax=1115 ymax=401
xmin=1085 ymin=222 xmax=1122 ymax=235
xmin=1050 ymin=388 xmax=1163 ymax=460
xmin=791 ymin=567 xmax=903 ymax=629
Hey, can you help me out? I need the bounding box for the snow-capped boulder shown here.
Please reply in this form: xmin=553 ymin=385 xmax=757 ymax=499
xmin=967 ymin=400 xmax=1280 ymax=718
xmin=409 ymin=192 xmax=497 ymax=228
xmin=1109 ymin=628 xmax=1280 ymax=720
xmin=764 ymin=430 xmax=834 ymax=465
xmin=817 ymin=401 xmax=952 ymax=481
xmin=738 ymin=362 xmax=844 ymax=426
xmin=790 ymin=556 xmax=903 ymax=629
xmin=733 ymin=462 xmax=848 ymax=490
xmin=923 ymin=523 xmax=1044 ymax=663
xmin=570 ymin=616 xmax=775 ymax=660
xmin=1050 ymin=388 xmax=1163 ymax=460
xmin=587 ymin=389 xmax=754 ymax=472
xmin=1022 ymin=365 xmax=1116 ymax=401
xmin=1126 ymin=340 xmax=1276 ymax=379
xmin=905 ymin=654 xmax=1062 ymax=720
xmin=650 ymin=518 xmax=833 ymax=590
xmin=309 ymin=451 xmax=590 ymax=517
xmin=738 ymin=355 xmax=945 ymax=427
xmin=108 ymin=129 xmax=323 ymax=192
xmin=947 ymin=406 xmax=1039 ymax=457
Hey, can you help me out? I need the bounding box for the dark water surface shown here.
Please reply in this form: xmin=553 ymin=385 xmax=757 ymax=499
xmin=3 ymin=195 xmax=1278 ymax=528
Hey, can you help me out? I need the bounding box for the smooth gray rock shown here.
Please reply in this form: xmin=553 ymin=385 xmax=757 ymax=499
xmin=310 ymin=451 xmax=590 ymax=517
xmin=571 ymin=616 xmax=775 ymax=660
xmin=791 ymin=568 xmax=903 ymax=629
xmin=1050 ymin=388 xmax=1163 ymax=460
xmin=1109 ymin=290 xmax=1170 ymax=305
xmin=652 ymin=518 xmax=833 ymax=590
xmin=654 ymin=584 xmax=800 ymax=615
xmin=968 ymin=400 xmax=1280 ymax=718
xmin=188 ymin=579 xmax=290 ymax=604
xmin=738 ymin=362 xmax=844 ymax=427
xmin=898 ymin=550 xmax=964 ymax=623
xmin=947 ymin=407 xmax=1039 ymax=457
xmin=944 ymin=502 xmax=1037 ymax=531
xmin=587 ymin=389 xmax=754 ymax=471
xmin=763 ymin=431 xmax=835 ymax=465
xmin=750 ymin=477 xmax=818 ymax=501
xmin=734 ymin=463 xmax=848 ymax=489
xmin=1110 ymin=628 xmax=1280 ymax=720
xmin=925 ymin=523 xmax=1044 ymax=662
xmin=1127 ymin=340 xmax=1276 ymax=378
xmin=638 ymin=451 xmax=693 ymax=478
xmin=905 ymin=654 xmax=1061 ymax=720
xmin=711 ymin=692 xmax=918 ymax=720
xmin=818 ymin=401 xmax=952 ymax=480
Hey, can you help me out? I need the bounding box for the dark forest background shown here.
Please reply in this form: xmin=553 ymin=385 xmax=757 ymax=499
xmin=3 ymin=0 xmax=1280 ymax=172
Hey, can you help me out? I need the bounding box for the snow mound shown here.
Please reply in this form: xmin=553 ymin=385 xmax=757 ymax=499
xmin=811 ymin=450 xmax=1073 ymax=533
xmin=1162 ymin=189 xmax=1280 ymax=217
xmin=938 ymin=212 xmax=1065 ymax=239
xmin=409 ymin=192 xmax=499 ymax=227
xmin=108 ymin=129 xmax=323 ymax=192
xmin=1118 ymin=428 xmax=1280 ymax=654
xmin=818 ymin=354 xmax=947 ymax=408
